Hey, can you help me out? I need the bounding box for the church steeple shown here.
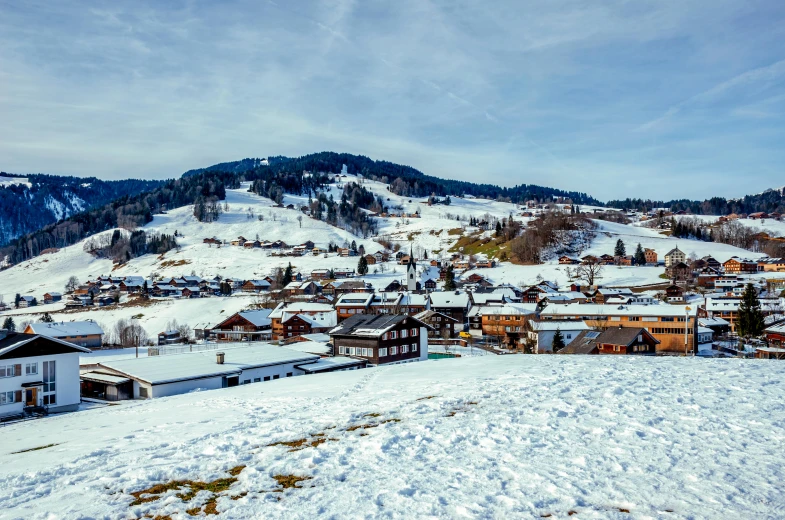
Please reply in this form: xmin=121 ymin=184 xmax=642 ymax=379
xmin=406 ymin=245 xmax=417 ymax=291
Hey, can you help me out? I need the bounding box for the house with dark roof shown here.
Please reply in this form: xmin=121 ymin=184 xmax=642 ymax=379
xmin=328 ymin=314 xmax=432 ymax=366
xmin=210 ymin=310 xmax=273 ymax=342
xmin=556 ymin=327 xmax=659 ymax=355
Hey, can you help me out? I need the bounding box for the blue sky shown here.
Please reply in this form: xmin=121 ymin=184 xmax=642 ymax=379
xmin=1 ymin=0 xmax=784 ymax=200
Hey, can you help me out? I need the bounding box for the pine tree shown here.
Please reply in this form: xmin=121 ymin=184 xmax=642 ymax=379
xmin=357 ymin=255 xmax=369 ymax=276
xmin=444 ymin=265 xmax=456 ymax=290
xmin=737 ymin=283 xmax=765 ymax=338
xmin=142 ymin=280 xmax=149 ymax=299
xmin=495 ymin=221 xmax=502 ymax=237
xmin=2 ymin=316 xmax=15 ymax=332
xmin=552 ymin=327 xmax=565 ymax=353
xmin=283 ymin=263 xmax=293 ymax=286
xmin=634 ymin=243 xmax=646 ymax=265
xmin=14 ymin=293 xmax=20 ymax=309
xmin=41 ymin=312 xmax=54 ymax=323
xmin=614 ymin=239 xmax=626 ymax=257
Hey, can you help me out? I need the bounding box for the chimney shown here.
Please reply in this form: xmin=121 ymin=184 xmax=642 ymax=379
xmin=216 ymin=352 xmax=225 ymax=364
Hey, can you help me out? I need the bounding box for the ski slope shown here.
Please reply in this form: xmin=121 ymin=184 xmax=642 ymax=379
xmin=1 ymin=356 xmax=784 ymax=519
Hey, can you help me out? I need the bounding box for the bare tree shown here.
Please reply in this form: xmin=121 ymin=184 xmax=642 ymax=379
xmin=576 ymin=260 xmax=603 ymax=286
xmin=114 ymin=319 xmax=148 ymax=348
xmin=177 ymin=323 xmax=192 ymax=343
xmin=65 ymin=276 xmax=79 ymax=293
xmin=297 ymin=215 xmax=303 ymax=228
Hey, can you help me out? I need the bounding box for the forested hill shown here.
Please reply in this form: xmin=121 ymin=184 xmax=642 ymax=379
xmin=0 ymin=173 xmax=163 ymax=246
xmin=607 ymin=187 xmax=785 ymax=215
xmin=184 ymin=152 xmax=601 ymax=205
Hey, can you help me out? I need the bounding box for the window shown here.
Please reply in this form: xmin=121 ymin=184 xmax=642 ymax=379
xmin=286 ymin=372 xmax=293 ymax=377
xmin=412 ymin=343 xmax=418 ymax=352
xmin=254 ymin=378 xmax=261 ymax=382
xmin=242 ymin=379 xmax=251 ymax=385
xmin=339 ymin=346 xmax=346 ymax=355
xmin=349 ymin=347 xmax=356 ymax=355
xmin=42 ymin=360 xmax=56 ymax=404
xmin=139 ymin=387 xmax=149 ymax=398
xmin=411 ymin=328 xmax=418 ymax=337
xmin=389 ymin=331 xmax=398 ymax=340
xmin=614 ymin=345 xmax=620 ymax=352
xmin=401 ymin=329 xmax=408 ymax=338
xmin=25 ymin=363 xmax=38 ymax=375
xmin=0 ymin=364 xmax=18 ymax=378
xmin=379 ymin=348 xmax=388 ymax=357
xmin=273 ymin=375 xmax=280 ymax=380
xmin=0 ymin=391 xmax=16 ymax=405
xmin=390 ymin=346 xmax=398 ymax=355
xmin=401 ymin=345 xmax=409 ymax=354
xmin=264 ymin=376 xmax=271 ymax=382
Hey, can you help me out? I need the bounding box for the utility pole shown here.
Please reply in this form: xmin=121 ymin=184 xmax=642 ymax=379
xmin=685 ymin=306 xmax=692 ymax=356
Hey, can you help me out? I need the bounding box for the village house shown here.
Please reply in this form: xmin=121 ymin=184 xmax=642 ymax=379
xmin=666 ymin=261 xmax=691 ymax=281
xmin=593 ymin=327 xmax=659 ymax=355
xmin=700 ymin=297 xmax=782 ymax=333
xmin=328 ymin=314 xmax=431 ymax=366
xmin=758 ymin=258 xmax=785 ymax=272
xmin=429 ymin=291 xmax=472 ymax=325
xmin=413 ymin=310 xmax=459 ymax=338
xmin=335 ymin=293 xmax=375 ymax=320
xmin=210 ymin=310 xmax=273 ymax=342
xmin=281 ymin=312 xmax=338 ymax=339
xmin=723 ymin=257 xmax=759 ymax=274
xmin=43 ymin=292 xmax=62 ymax=304
xmin=24 ymin=321 xmax=104 ymax=348
xmin=558 ymin=255 xmax=579 ymax=265
xmin=269 ymin=303 xmax=335 ymax=339
xmin=541 ymin=303 xmax=698 ymax=353
xmin=333 ymin=268 xmax=356 ymax=279
xmin=664 ymin=247 xmax=686 ymax=268
xmin=311 ymin=269 xmax=332 ymax=280
xmin=526 ymin=320 xmax=590 ymax=353
xmin=644 ymin=248 xmax=658 ymax=265
xmin=0 ymin=330 xmax=89 ymax=420
xmin=480 ymin=304 xmax=538 ymax=347
xmin=241 ymin=279 xmax=272 ymax=293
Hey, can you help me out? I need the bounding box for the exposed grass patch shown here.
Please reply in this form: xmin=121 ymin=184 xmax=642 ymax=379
xmin=272 ymin=475 xmax=312 ymax=490
xmin=345 ymin=418 xmax=401 ymax=432
xmin=267 ymin=434 xmax=335 ymax=452
xmin=160 ymin=259 xmax=191 ymax=268
xmin=128 ymin=465 xmax=245 ymax=507
xmin=416 ymin=396 xmax=437 ymax=401
xmin=363 ymin=412 xmax=381 ymax=418
xmin=448 ymin=233 xmax=503 ymax=258
xmin=11 ymin=443 xmax=59 ymax=454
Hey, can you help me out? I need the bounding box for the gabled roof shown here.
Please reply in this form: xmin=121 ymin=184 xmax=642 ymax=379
xmin=329 ymin=314 xmax=432 ymax=337
xmin=0 ymin=332 xmax=91 ymax=358
xmin=27 ymin=321 xmax=104 ymax=337
xmin=665 ymin=247 xmax=684 ymax=256
xmin=429 ymin=291 xmax=471 ymax=309
xmin=593 ymin=327 xmax=659 ymax=346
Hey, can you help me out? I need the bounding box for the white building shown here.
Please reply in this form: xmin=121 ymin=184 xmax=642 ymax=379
xmin=82 ymin=344 xmax=325 ymax=399
xmin=0 ymin=330 xmax=89 ymax=420
xmin=527 ymin=320 xmax=590 ymax=353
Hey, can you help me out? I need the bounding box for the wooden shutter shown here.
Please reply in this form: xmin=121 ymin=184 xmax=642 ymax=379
xmin=14 ymin=390 xmax=22 ymax=403
xmin=14 ymin=364 xmax=22 ymax=377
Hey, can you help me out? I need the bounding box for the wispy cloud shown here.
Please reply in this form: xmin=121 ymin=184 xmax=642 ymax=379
xmin=0 ymin=0 xmax=784 ymax=199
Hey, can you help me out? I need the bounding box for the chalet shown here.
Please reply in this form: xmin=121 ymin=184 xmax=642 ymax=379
xmin=230 ymin=237 xmax=247 ymax=246
xmin=281 ymin=313 xmax=338 ymax=339
xmin=475 ymin=259 xmax=494 ymax=269
xmin=337 ymin=248 xmax=356 ymax=257
xmin=700 ymin=297 xmax=783 ymax=333
xmin=269 ymin=303 xmax=335 ymax=339
xmin=665 ymin=284 xmax=685 ymax=302
xmin=152 ymin=284 xmax=181 ymax=298
xmin=723 ymin=257 xmax=758 ymax=274
xmin=96 ymin=295 xmax=115 ymax=307
xmin=210 ymin=310 xmax=273 ymax=342
xmin=423 ymin=278 xmax=438 ymax=290
xmin=157 ymin=330 xmax=183 ymax=346
xmin=326 ymin=280 xmax=371 ymax=296
xmin=581 ymin=255 xmax=599 ymax=264
xmin=243 ymin=240 xmax=261 ymax=249
xmin=453 ymin=259 xmax=471 ymax=270
xmin=399 ymin=293 xmax=430 ymax=315
xmin=203 ymin=237 xmax=222 ymax=245
xmin=555 ymin=330 xmax=600 ymax=355
xmin=558 ymin=256 xmax=579 ymax=265
xmin=644 ymin=248 xmax=658 ymax=265
xmin=664 ymin=247 xmax=686 ymax=268
xmin=284 ymin=281 xmax=320 ymax=297
xmin=413 ymin=310 xmax=459 ymax=338
xmin=312 ymin=247 xmax=328 ymax=255
xmin=181 ymin=286 xmax=201 ymax=298
xmin=335 ymin=293 xmax=374 ymax=320
xmin=24 ymin=321 xmax=104 ymax=348
xmin=364 ymin=254 xmax=377 ymax=265
xmin=333 ymin=268 xmax=355 ymax=279
xmin=666 ymin=262 xmax=691 ymax=281
xmin=398 ymin=255 xmax=412 ymax=265
xmin=748 ymin=212 xmax=768 ymax=220
xmin=311 ymin=269 xmax=332 ymax=280
xmin=241 ymin=279 xmax=272 ymax=293
xmin=373 ymin=251 xmax=390 ymax=263
xmin=429 ymin=291 xmax=472 ymax=324
xmin=43 ymin=292 xmax=62 ymax=304
xmin=119 ymin=280 xmax=145 ymax=293
xmin=480 ymin=304 xmax=538 ymax=347
xmin=698 ymin=317 xmax=731 ymax=336
xmin=18 ymin=296 xmax=37 ymax=308
xmin=0 ymin=330 xmax=89 ymax=419
xmin=616 ymin=255 xmax=634 ymax=266
xmin=328 ymin=314 xmax=431 ymax=366
xmin=595 ymin=327 xmax=659 ymax=355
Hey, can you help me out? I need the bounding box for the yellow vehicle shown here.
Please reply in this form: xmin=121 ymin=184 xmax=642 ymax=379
xmin=459 ymin=331 xmax=472 ymax=339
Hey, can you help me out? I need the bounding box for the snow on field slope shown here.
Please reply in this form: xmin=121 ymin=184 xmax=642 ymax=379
xmin=1 ymin=356 xmax=784 ymax=519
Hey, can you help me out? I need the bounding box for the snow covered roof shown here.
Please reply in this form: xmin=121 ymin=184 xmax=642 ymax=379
xmin=282 ymin=311 xmax=337 ymax=328
xmin=283 ymin=341 xmax=331 ymax=356
xmin=269 ymin=302 xmax=334 ymax=319
xmin=27 ymin=321 xmax=105 ymax=337
xmin=541 ymin=303 xmax=698 ymax=318
xmin=479 ymin=304 xmax=538 ymax=316
xmin=97 ymin=344 xmax=319 ymax=385
xmin=704 ymin=298 xmax=783 ymax=312
xmin=335 ymin=293 xmax=374 ymax=306
xmin=297 ymin=356 xmax=366 ymax=373
xmin=429 ymin=291 xmax=470 ymax=308
xmin=528 ymin=321 xmax=590 ymax=332
xmin=699 ymin=317 xmax=730 ymax=327
xmin=238 ymin=309 xmax=273 ymax=327
xmin=80 ymin=371 xmax=131 ymax=385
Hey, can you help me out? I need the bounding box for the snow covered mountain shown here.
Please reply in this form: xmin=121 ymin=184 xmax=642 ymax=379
xmin=1 ymin=355 xmax=783 ymax=518
xmin=0 ymin=173 xmax=163 ymax=246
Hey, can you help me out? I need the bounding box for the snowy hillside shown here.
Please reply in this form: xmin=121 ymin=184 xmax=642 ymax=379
xmin=1 ymin=356 xmax=784 ymax=519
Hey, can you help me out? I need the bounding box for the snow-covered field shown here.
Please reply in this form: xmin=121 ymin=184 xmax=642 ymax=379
xmin=1 ymin=355 xmax=784 ymax=519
